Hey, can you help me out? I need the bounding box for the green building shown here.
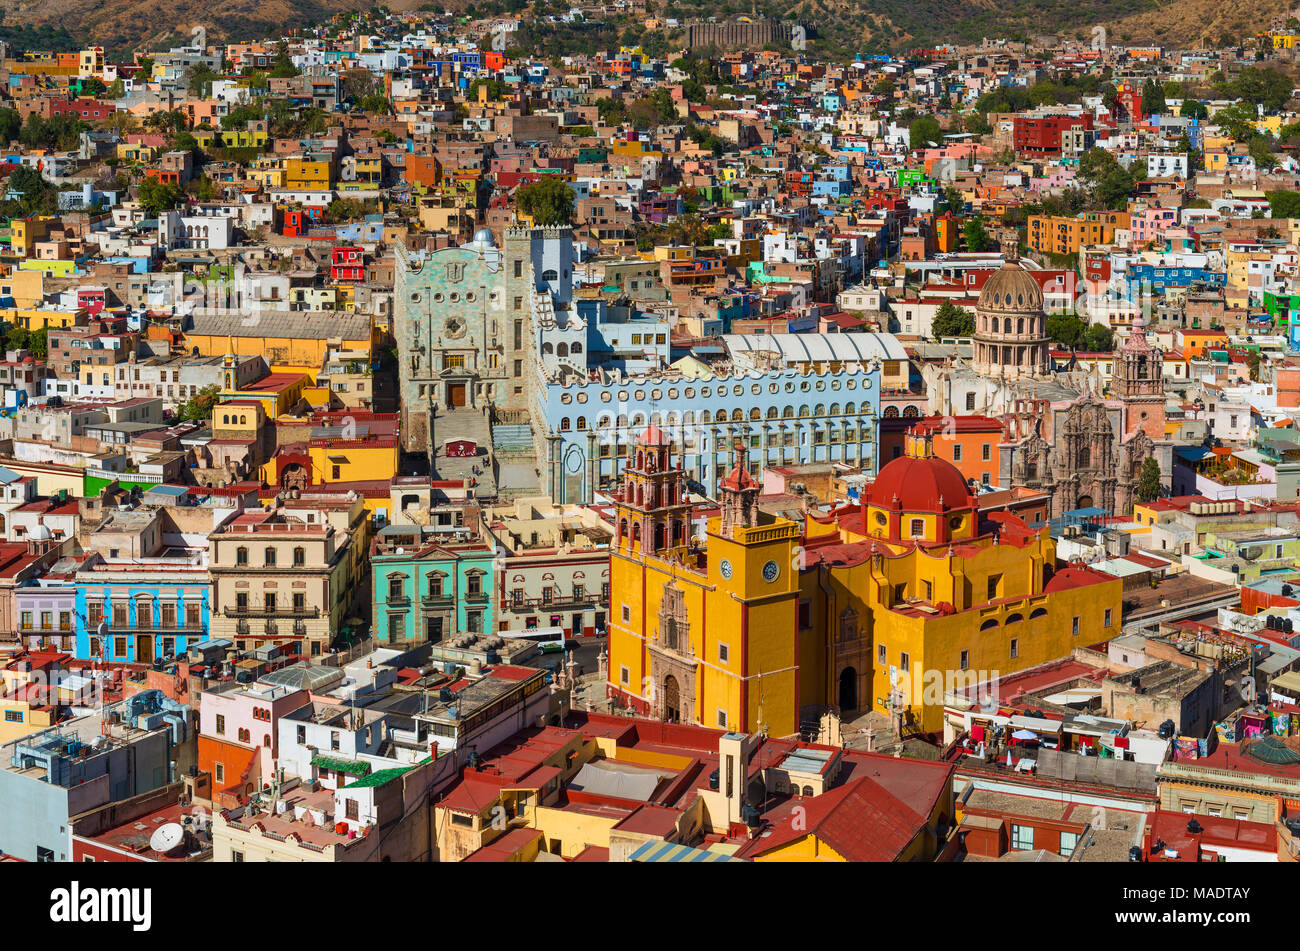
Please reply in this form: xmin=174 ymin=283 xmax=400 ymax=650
xmin=371 ymin=522 xmax=497 ymax=648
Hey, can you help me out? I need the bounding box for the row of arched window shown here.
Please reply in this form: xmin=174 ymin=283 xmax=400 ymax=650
xmin=979 ymin=609 xmax=1046 ymax=630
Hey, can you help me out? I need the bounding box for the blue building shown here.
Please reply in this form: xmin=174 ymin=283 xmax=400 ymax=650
xmin=534 ymin=327 xmax=893 ymax=503
xmin=1125 ymin=264 xmax=1225 ymax=296
xmin=75 ymin=555 xmax=210 ymax=663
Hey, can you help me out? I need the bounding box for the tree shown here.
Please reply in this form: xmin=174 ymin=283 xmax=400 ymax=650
xmin=269 ymin=43 xmax=300 ymax=79
xmin=1079 ymin=146 xmax=1136 ymax=210
xmin=1140 ymin=79 xmax=1166 ymax=117
xmin=1180 ymin=99 xmax=1208 ymax=120
xmin=1135 ymin=456 xmax=1162 ymax=503
xmin=931 ymin=301 xmax=975 ymax=338
xmin=516 ymin=176 xmax=575 ymax=225
xmin=1268 ymin=190 xmax=1300 ymax=219
xmin=963 ymin=216 xmax=991 ymax=252
xmin=178 ymin=385 xmax=220 ymax=422
xmin=1229 ymin=67 xmax=1294 ymax=112
xmin=1083 ymin=322 xmax=1114 ymax=352
xmin=909 ymin=115 xmax=942 ymax=150
xmin=1248 ymin=350 xmax=1262 ymax=382
xmin=138 ymin=178 xmax=185 ymax=216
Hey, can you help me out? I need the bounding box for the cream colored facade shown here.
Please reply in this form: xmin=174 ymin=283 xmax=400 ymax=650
xmin=207 ymin=498 xmax=369 ymax=656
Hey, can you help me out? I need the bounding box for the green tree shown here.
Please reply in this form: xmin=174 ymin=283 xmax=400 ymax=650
xmin=26 ymin=327 xmax=46 ymax=360
xmin=178 ymin=385 xmax=220 ymax=422
xmin=909 ymin=115 xmax=942 ymax=150
xmin=1180 ymin=99 xmax=1208 ymax=120
xmin=1248 ymin=350 xmax=1262 ymax=382
xmin=1135 ymin=456 xmax=1162 ymax=503
xmin=516 ymin=176 xmax=575 ymax=225
xmin=963 ymin=216 xmax=991 ymax=252
xmin=1268 ymin=190 xmax=1300 ymax=219
xmin=138 ymin=178 xmax=185 ymax=216
xmin=931 ymin=300 xmax=975 ymax=338
xmin=1083 ymin=323 xmax=1114 ymax=352
xmin=269 ymin=43 xmax=300 ymax=79
xmin=1229 ymin=67 xmax=1294 ymax=112
xmin=1140 ymin=79 xmax=1166 ymax=116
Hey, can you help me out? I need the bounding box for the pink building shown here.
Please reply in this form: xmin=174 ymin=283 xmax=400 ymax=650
xmin=199 ymin=681 xmax=310 ymax=783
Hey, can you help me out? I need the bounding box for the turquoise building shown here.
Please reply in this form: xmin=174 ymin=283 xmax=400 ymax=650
xmin=371 ymin=524 xmax=497 ymax=648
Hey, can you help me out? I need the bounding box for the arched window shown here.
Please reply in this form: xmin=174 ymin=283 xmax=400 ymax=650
xmin=557 ymin=343 xmax=569 ymax=357
xmin=571 ymin=343 xmax=582 ymax=354
xmin=292 ymin=547 xmax=305 ymax=567
xmin=559 ymin=417 xmax=571 ymax=432
xmin=749 ymin=408 xmax=761 ymax=421
xmin=541 ymin=342 xmax=553 ymax=354
xmin=1003 ymin=318 xmax=1012 ymax=333
xmin=1029 ymin=607 xmax=1048 ymax=619
xmin=700 ymin=410 xmax=712 ymax=423
xmin=1005 ymin=613 xmax=1023 ymax=624
xmin=883 ymin=406 xmax=899 ymax=418
xmin=541 ymin=268 xmax=558 ymax=282
xmin=575 ymin=416 xmax=587 ymax=430
xmin=731 ymin=408 xmax=744 ymax=421
xmin=980 ymin=618 xmax=999 ymax=630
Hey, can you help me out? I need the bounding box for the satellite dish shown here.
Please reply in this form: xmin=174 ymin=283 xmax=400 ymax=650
xmin=149 ymin=823 xmax=185 ymax=855
xmin=96 ymin=621 xmax=108 ymax=639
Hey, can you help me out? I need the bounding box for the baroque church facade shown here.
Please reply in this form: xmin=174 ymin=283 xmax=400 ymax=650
xmin=927 ymin=238 xmax=1171 ymax=518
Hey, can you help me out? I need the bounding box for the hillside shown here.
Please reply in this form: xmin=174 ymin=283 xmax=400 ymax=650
xmin=0 ymin=0 xmax=1290 ymax=60
xmin=0 ymin=0 xmax=424 ymax=58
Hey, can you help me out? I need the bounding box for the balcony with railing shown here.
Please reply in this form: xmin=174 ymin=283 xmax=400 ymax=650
xmin=226 ymin=605 xmax=322 ymax=618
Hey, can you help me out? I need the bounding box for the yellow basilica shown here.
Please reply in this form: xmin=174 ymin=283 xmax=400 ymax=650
xmin=606 ymin=428 xmax=1123 ymax=737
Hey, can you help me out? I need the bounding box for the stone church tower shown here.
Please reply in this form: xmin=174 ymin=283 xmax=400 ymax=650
xmin=1112 ymin=312 xmax=1166 ymax=441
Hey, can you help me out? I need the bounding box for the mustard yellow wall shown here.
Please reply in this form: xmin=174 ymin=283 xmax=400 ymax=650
xmin=185 ymin=329 xmax=375 ymax=376
xmin=307 ymin=441 xmax=398 ymax=484
xmin=0 ymin=703 xmax=55 ymax=743
xmin=0 ymin=307 xmax=79 ymax=332
xmin=531 ymin=805 xmax=621 ymax=858
xmin=609 ymin=515 xmax=801 ymax=736
xmin=750 ymin=834 xmax=848 ymax=862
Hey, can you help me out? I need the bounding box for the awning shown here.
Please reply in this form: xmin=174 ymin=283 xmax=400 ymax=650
xmin=1011 ymin=729 xmax=1038 ymax=740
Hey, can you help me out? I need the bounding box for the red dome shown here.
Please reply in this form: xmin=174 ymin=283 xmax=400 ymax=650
xmin=637 ymin=425 xmax=670 ymax=446
xmin=866 ymin=453 xmax=974 ymax=512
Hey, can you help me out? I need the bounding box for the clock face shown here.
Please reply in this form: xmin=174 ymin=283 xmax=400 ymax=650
xmin=719 ymin=559 xmax=734 ymax=580
xmin=762 ymin=560 xmax=779 ymax=583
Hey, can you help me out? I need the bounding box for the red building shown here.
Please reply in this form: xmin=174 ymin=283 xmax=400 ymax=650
xmin=49 ymin=98 xmax=115 ymax=122
xmin=331 ymin=246 xmax=365 ymax=282
xmin=1012 ymin=113 xmax=1093 ymax=157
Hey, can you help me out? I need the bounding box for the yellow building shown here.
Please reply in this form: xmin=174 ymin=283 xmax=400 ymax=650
xmin=182 ymin=314 xmax=378 ymax=379
xmin=608 ymin=430 xmax=1124 ymax=737
xmin=608 ymin=427 xmax=803 ymax=736
xmin=285 ymin=157 xmax=333 ymax=191
xmin=9 ymin=217 xmax=57 ymax=258
xmin=1027 ymin=212 xmax=1129 ymax=256
xmin=0 ymin=306 xmax=82 ymax=332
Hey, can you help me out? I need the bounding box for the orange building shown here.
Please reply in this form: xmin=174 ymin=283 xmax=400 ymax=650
xmin=880 ymin=415 xmax=1007 ymax=488
xmin=1027 ymin=212 xmax=1130 ymax=256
